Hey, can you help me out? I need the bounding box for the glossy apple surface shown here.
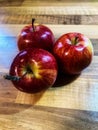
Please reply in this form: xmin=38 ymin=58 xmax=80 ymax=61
xmin=17 ymin=19 xmax=55 ymax=52
xmin=53 ymin=32 xmax=93 ymax=75
xmin=9 ymin=48 xmax=58 ymax=93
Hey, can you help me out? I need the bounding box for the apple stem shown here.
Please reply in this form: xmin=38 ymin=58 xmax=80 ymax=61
xmin=4 ymin=75 xmax=21 ymax=81
xmin=75 ymin=37 xmax=78 ymax=44
xmin=4 ymin=72 xmax=28 ymax=82
xmin=32 ymin=18 xmax=35 ymax=31
xmin=72 ymin=37 xmax=78 ymax=45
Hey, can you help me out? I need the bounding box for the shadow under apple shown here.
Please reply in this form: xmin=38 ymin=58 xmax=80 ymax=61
xmin=0 ymin=90 xmax=46 ymax=115
xmin=52 ymin=72 xmax=80 ymax=88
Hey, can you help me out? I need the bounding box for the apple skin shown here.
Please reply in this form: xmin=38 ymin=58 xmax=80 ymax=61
xmin=53 ymin=32 xmax=93 ymax=75
xmin=17 ymin=24 xmax=55 ymax=52
xmin=9 ymin=48 xmax=58 ymax=93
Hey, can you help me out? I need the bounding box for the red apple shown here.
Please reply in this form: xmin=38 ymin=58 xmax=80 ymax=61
xmin=17 ymin=19 xmax=55 ymax=52
xmin=5 ymin=48 xmax=58 ymax=93
xmin=53 ymin=32 xmax=93 ymax=75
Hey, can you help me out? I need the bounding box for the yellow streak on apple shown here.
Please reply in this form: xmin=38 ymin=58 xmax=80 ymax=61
xmin=30 ymin=62 xmax=42 ymax=79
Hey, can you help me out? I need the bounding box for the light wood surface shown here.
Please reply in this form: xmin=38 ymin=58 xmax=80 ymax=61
xmin=0 ymin=6 xmax=98 ymax=25
xmin=0 ymin=0 xmax=98 ymax=130
xmin=0 ymin=103 xmax=98 ymax=130
xmin=0 ymin=24 xmax=98 ymax=112
xmin=1 ymin=0 xmax=98 ymax=25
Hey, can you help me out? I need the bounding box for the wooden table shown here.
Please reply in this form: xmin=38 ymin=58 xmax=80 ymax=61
xmin=0 ymin=1 xmax=98 ymax=130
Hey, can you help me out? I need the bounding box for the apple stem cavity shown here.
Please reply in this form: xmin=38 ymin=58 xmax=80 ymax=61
xmin=32 ymin=18 xmax=35 ymax=32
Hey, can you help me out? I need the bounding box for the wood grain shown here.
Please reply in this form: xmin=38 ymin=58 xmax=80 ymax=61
xmin=1 ymin=0 xmax=98 ymax=6
xmin=0 ymin=24 xmax=98 ymax=111
xmin=0 ymin=103 xmax=98 ymax=130
xmin=0 ymin=1 xmax=98 ymax=129
xmin=2 ymin=56 xmax=98 ymax=111
xmin=0 ymin=6 xmax=98 ymax=24
xmin=1 ymin=24 xmax=98 ymax=39
xmin=1 ymin=0 xmax=98 ymax=25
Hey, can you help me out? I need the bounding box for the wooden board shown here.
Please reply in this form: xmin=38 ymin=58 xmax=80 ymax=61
xmin=0 ymin=24 xmax=98 ymax=112
xmin=0 ymin=103 xmax=98 ymax=130
xmin=1 ymin=0 xmax=98 ymax=6
xmin=0 ymin=1 xmax=98 ymax=129
xmin=1 ymin=6 xmax=98 ymax=24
